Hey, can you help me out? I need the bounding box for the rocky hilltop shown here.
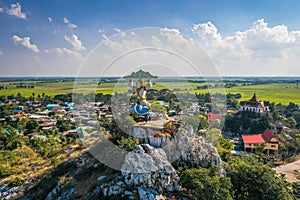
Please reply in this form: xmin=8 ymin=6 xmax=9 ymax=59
xmin=8 ymin=126 xmax=221 ymax=200
xmin=88 ymin=126 xmax=221 ymax=199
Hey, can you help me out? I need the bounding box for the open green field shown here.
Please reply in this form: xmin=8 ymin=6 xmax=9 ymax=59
xmin=0 ymin=81 xmax=120 ymax=97
xmin=152 ymin=82 xmax=300 ymax=105
xmin=195 ymin=83 xmax=300 ymax=105
xmin=0 ymin=81 xmax=299 ymax=105
xmin=226 ymin=84 xmax=300 ymax=105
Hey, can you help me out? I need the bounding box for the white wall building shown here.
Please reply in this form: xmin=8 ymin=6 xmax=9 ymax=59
xmin=239 ymin=93 xmax=270 ymax=114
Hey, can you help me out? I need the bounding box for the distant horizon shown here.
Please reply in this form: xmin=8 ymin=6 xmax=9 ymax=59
xmin=2 ymin=75 xmax=300 ymax=79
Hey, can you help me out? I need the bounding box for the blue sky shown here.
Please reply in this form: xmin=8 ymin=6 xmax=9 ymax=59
xmin=1 ymin=0 xmax=300 ymax=76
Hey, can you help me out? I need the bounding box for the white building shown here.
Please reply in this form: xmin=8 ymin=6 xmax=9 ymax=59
xmin=239 ymin=93 xmax=270 ymax=114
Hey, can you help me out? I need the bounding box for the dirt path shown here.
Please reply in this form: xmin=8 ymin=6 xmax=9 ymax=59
xmin=276 ymin=159 xmax=300 ymax=182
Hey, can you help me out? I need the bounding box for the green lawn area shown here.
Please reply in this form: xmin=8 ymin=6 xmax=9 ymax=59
xmin=0 ymin=81 xmax=121 ymax=97
xmin=194 ymin=83 xmax=300 ymax=105
xmin=227 ymin=84 xmax=300 ymax=105
xmin=0 ymin=82 xmax=76 ymax=97
xmin=1 ymin=81 xmax=299 ymax=105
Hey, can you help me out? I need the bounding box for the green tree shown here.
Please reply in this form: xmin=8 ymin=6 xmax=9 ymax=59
xmin=227 ymin=96 xmax=238 ymax=110
xmin=117 ymin=137 xmax=140 ymax=151
xmin=180 ymin=167 xmax=233 ymax=200
xmin=286 ymin=117 xmax=297 ymax=128
xmin=150 ymin=103 xmax=166 ymax=114
xmin=25 ymin=119 xmax=39 ymax=133
xmin=17 ymin=118 xmax=28 ymax=133
xmin=206 ymin=128 xmax=221 ymax=145
xmin=56 ymin=118 xmax=71 ymax=132
xmin=0 ymin=127 xmax=24 ymax=150
xmin=199 ymin=114 xmax=208 ymax=129
xmin=228 ymin=156 xmax=293 ymax=200
xmin=216 ymin=136 xmax=234 ymax=162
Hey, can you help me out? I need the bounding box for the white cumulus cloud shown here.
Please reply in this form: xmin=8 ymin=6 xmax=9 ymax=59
xmin=114 ymin=27 xmax=121 ymax=32
xmin=48 ymin=17 xmax=52 ymax=22
xmin=192 ymin=19 xmax=300 ymax=75
xmin=0 ymin=7 xmax=3 ymax=13
xmin=114 ymin=27 xmax=126 ymax=37
xmin=7 ymin=3 xmax=26 ymax=19
xmin=64 ymin=34 xmax=86 ymax=51
xmin=54 ymin=47 xmax=83 ymax=61
xmin=130 ymin=32 xmax=137 ymax=36
xmin=63 ymin=17 xmax=77 ymax=29
xmin=12 ymin=35 xmax=39 ymax=53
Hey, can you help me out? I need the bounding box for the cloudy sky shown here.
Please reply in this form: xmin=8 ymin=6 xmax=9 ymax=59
xmin=1 ymin=0 xmax=300 ymax=76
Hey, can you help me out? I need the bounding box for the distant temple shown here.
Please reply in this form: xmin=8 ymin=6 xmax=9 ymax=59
xmin=239 ymin=93 xmax=270 ymax=114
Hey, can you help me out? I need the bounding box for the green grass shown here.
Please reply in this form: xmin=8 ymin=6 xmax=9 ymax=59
xmin=0 ymin=81 xmax=118 ymax=97
xmin=207 ymin=83 xmax=300 ymax=105
xmin=0 ymin=82 xmax=75 ymax=97
xmin=1 ymin=81 xmax=299 ymax=105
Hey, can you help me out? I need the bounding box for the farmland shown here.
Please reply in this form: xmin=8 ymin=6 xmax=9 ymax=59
xmin=0 ymin=78 xmax=300 ymax=105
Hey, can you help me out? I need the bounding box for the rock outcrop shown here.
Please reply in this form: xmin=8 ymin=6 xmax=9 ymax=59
xmin=163 ymin=126 xmax=221 ymax=168
xmin=45 ymin=183 xmax=78 ymax=200
xmin=94 ymin=144 xmax=180 ymax=199
xmin=40 ymin=125 xmax=221 ymax=200
xmin=133 ymin=125 xmax=221 ymax=168
xmin=95 ymin=126 xmax=221 ymax=199
xmin=0 ymin=179 xmax=34 ymax=200
xmin=121 ymin=144 xmax=181 ymax=193
xmin=132 ymin=125 xmax=171 ymax=148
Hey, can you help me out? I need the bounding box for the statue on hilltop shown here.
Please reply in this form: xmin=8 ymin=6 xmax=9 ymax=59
xmin=129 ymin=78 xmax=152 ymax=116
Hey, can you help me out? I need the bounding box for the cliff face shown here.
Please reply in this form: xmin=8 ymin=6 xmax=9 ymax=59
xmin=163 ymin=126 xmax=221 ymax=168
xmin=121 ymin=144 xmax=181 ymax=193
xmin=132 ymin=125 xmax=221 ymax=168
xmin=132 ymin=125 xmax=171 ymax=148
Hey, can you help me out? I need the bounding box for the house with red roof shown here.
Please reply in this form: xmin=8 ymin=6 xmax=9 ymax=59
xmin=207 ymin=113 xmax=221 ymax=121
xmin=242 ymin=128 xmax=279 ymax=154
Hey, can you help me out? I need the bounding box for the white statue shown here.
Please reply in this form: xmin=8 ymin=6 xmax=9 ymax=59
xmin=129 ymin=78 xmax=152 ymax=111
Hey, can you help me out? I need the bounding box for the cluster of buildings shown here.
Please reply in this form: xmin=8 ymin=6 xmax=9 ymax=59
xmin=237 ymin=93 xmax=279 ymax=154
xmin=1 ymin=92 xmax=282 ymax=156
xmin=1 ymin=99 xmax=113 ymax=139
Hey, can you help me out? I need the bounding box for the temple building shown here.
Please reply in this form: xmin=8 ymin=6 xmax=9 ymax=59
xmin=239 ymin=93 xmax=270 ymax=114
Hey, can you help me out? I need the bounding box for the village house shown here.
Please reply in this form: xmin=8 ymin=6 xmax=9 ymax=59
xmin=242 ymin=128 xmax=279 ymax=155
xmin=207 ymin=113 xmax=221 ymax=121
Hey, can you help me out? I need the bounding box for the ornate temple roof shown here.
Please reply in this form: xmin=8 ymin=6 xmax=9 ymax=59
xmin=239 ymin=93 xmax=270 ymax=108
xmin=249 ymin=93 xmax=259 ymax=102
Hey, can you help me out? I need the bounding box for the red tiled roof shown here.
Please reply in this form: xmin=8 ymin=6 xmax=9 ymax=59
xmin=242 ymin=134 xmax=265 ymax=144
xmin=207 ymin=113 xmax=221 ymax=120
xmin=262 ymin=128 xmax=274 ymax=142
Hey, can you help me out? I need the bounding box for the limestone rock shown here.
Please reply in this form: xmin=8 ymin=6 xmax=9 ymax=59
xmin=121 ymin=144 xmax=180 ymax=193
xmin=162 ymin=126 xmax=221 ymax=168
xmin=45 ymin=183 xmax=77 ymax=200
xmin=132 ymin=124 xmax=222 ymax=169
xmin=138 ymin=187 xmax=159 ymax=200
